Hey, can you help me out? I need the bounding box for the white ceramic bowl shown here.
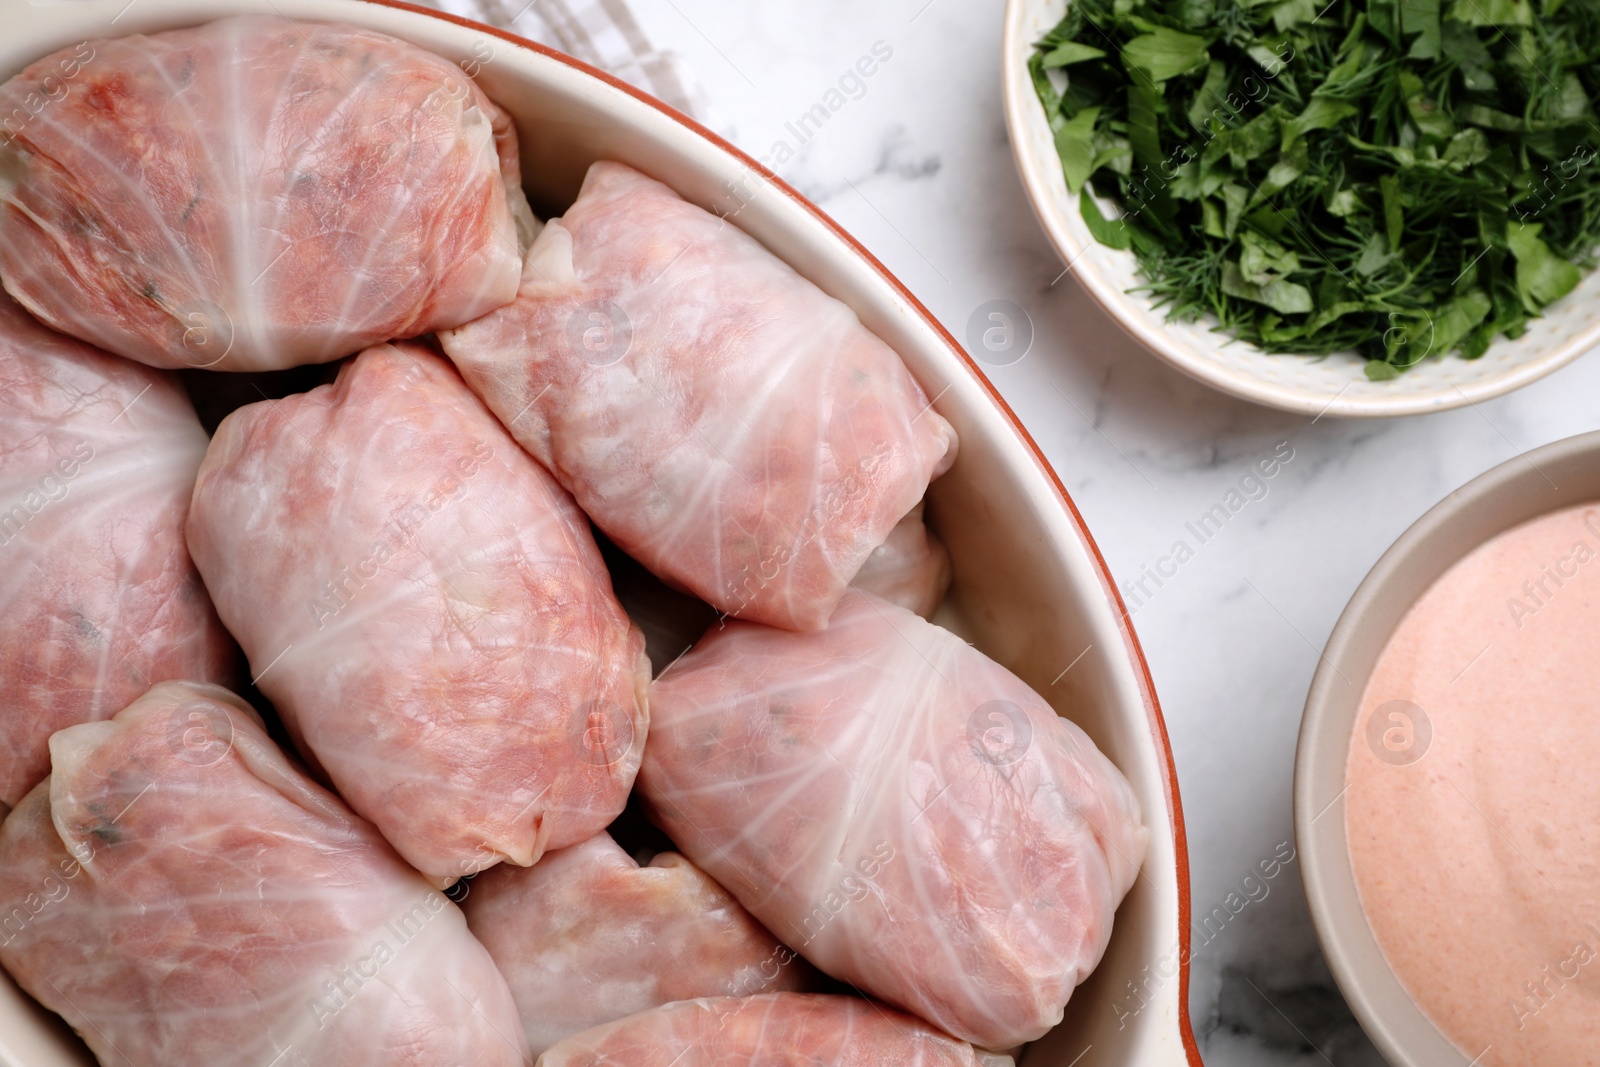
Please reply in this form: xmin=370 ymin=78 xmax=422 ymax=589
xmin=1001 ymin=0 xmax=1600 ymax=418
xmin=0 ymin=1 xmax=1203 ymax=1064
xmin=1295 ymin=431 xmax=1600 ymax=1063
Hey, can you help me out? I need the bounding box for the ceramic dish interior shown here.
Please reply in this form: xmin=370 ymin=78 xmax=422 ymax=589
xmin=0 ymin=1 xmax=1202 ymax=1064
xmin=1001 ymin=0 xmax=1600 ymax=419
xmin=1295 ymin=430 xmax=1600 ymax=1064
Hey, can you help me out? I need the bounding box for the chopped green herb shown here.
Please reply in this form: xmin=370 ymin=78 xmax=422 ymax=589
xmin=1082 ymin=187 xmax=1136 ymax=247
xmin=1030 ymin=0 xmax=1600 ymax=371
xmin=1043 ymin=41 xmax=1110 ymax=66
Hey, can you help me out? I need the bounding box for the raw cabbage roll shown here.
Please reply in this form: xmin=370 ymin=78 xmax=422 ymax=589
xmin=464 ymin=830 xmax=815 ymax=1054
xmin=537 ymin=993 xmax=1012 ymax=1067
xmin=0 ymin=16 xmax=530 ymax=372
xmin=0 ymin=294 xmax=234 ymax=813
xmin=639 ymin=591 xmax=1148 ymax=1049
xmin=187 ymin=342 xmax=649 ymax=884
xmin=848 ymin=500 xmax=951 ymax=617
xmin=440 ymin=161 xmax=957 ymax=631
xmin=0 ymin=681 xmax=528 ymax=1067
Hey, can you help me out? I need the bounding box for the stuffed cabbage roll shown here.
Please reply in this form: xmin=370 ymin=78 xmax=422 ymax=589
xmin=440 ymin=161 xmax=957 ymax=631
xmin=464 ymin=830 xmax=815 ymax=1054
xmin=187 ymin=342 xmax=649 ymax=884
xmin=537 ymin=993 xmax=1012 ymax=1067
xmin=640 ymin=591 xmax=1148 ymax=1049
xmin=0 ymin=681 xmax=528 ymax=1067
xmin=0 ymin=294 xmax=234 ymax=813
xmin=0 ymin=16 xmax=531 ymax=372
xmin=848 ymin=500 xmax=951 ymax=618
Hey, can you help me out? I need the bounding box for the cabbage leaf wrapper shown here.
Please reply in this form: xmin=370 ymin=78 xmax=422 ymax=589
xmin=441 ymin=161 xmax=957 ymax=631
xmin=0 ymin=293 xmax=234 ymax=813
xmin=536 ymin=992 xmax=1014 ymax=1067
xmin=188 ymin=343 xmax=649 ymax=884
xmin=0 ymin=680 xmax=528 ymax=1067
xmin=848 ymin=500 xmax=951 ymax=618
xmin=465 ymin=829 xmax=816 ymax=1054
xmin=640 ymin=591 xmax=1148 ymax=1048
xmin=0 ymin=17 xmax=531 ymax=371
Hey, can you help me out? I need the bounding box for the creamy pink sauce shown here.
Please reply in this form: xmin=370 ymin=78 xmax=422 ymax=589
xmin=1347 ymin=503 xmax=1600 ymax=1065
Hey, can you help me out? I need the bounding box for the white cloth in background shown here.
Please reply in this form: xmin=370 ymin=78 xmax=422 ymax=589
xmin=420 ymin=0 xmax=712 ymax=122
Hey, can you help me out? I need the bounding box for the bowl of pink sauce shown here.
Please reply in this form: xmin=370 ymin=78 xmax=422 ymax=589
xmin=1296 ymin=431 xmax=1600 ymax=1067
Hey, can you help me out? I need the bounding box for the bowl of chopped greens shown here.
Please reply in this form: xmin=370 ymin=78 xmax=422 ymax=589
xmin=1002 ymin=0 xmax=1600 ymax=416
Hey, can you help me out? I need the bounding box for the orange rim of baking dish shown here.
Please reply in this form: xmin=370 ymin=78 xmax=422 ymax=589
xmin=353 ymin=4 xmax=1202 ymax=1060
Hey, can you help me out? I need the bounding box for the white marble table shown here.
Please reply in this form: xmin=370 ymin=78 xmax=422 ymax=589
xmin=622 ymin=2 xmax=1600 ymax=1062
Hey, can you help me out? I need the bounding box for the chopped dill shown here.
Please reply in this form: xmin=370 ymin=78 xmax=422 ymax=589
xmin=1030 ymin=0 xmax=1600 ymax=376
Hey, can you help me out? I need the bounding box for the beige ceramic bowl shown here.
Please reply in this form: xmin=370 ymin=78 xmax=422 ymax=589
xmin=1295 ymin=431 xmax=1600 ymax=1064
xmin=0 ymin=1 xmax=1204 ymax=1064
xmin=1001 ymin=0 xmax=1600 ymax=418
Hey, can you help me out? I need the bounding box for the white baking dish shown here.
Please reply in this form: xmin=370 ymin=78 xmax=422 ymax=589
xmin=0 ymin=2 xmax=1202 ymax=1063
